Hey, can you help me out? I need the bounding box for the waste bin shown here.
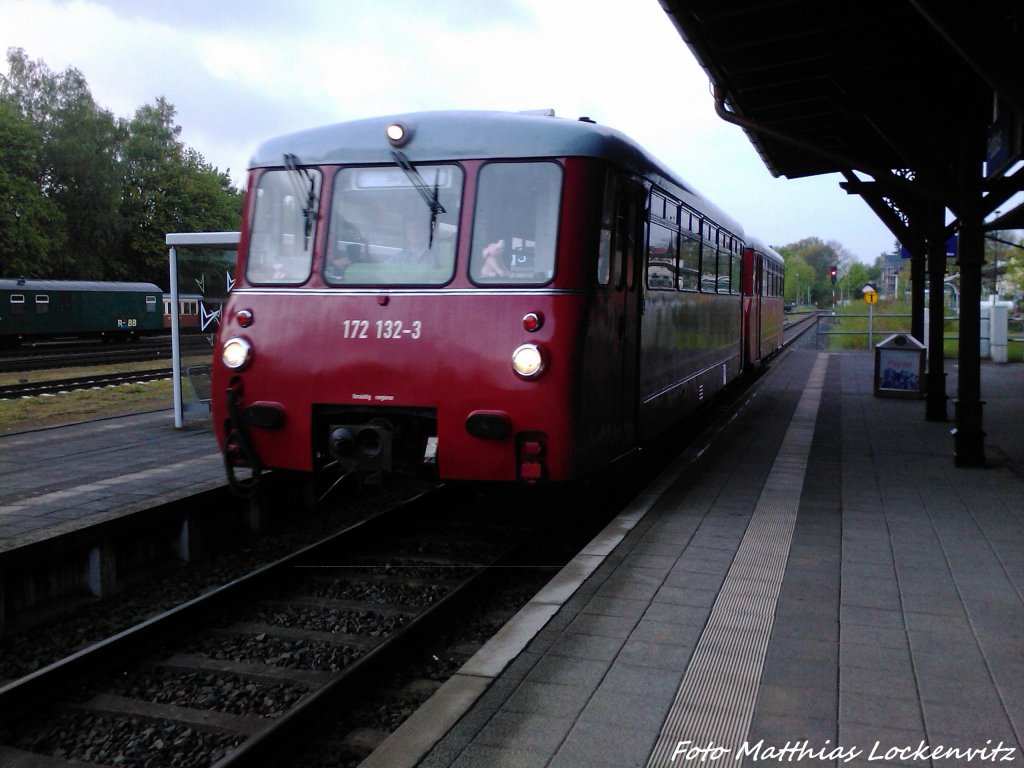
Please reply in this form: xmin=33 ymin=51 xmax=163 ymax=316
xmin=874 ymin=334 xmax=925 ymax=398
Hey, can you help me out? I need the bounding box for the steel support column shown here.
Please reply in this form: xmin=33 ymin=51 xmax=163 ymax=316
xmin=951 ymin=146 xmax=985 ymax=465
xmin=925 ymin=206 xmax=948 ymax=421
xmin=910 ymin=248 xmax=926 ymax=343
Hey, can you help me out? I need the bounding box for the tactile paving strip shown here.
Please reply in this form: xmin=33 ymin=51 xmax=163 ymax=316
xmin=646 ymin=353 xmax=828 ymax=768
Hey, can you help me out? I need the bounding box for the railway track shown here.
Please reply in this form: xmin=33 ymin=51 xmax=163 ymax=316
xmin=0 ymin=368 xmax=177 ymax=399
xmin=0 ymin=314 xmax=821 ymax=766
xmin=0 ymin=335 xmax=212 ymax=374
xmin=0 ymin=486 xmax=562 ymax=768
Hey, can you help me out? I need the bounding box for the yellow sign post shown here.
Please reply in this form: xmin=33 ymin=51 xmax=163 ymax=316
xmin=862 ymin=284 xmax=879 ymax=346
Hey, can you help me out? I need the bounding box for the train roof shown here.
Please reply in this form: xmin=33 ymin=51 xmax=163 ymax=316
xmin=250 ymin=110 xmax=744 ymax=237
xmin=0 ymin=279 xmax=162 ymax=293
xmin=745 ymin=236 xmax=785 ymax=265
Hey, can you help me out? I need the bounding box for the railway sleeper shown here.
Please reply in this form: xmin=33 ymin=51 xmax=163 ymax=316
xmin=64 ymin=692 xmax=263 ymax=737
xmin=209 ymin=623 xmax=379 ymax=652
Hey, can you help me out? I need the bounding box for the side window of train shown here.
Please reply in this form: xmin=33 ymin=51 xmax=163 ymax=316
xmin=470 ymin=161 xmax=561 ymax=285
xmin=677 ymin=211 xmax=699 ymax=291
xmin=247 ymin=168 xmax=321 ymax=285
xmin=598 ymin=172 xmax=615 ymax=287
xmin=717 ymin=234 xmax=732 ymax=294
xmin=612 ymin=178 xmax=642 ymax=291
xmin=700 ymin=221 xmax=717 ymax=292
xmin=646 ymin=222 xmax=676 ymax=291
xmin=10 ymin=294 xmax=25 ymax=314
xmin=730 ymin=241 xmax=742 ymax=294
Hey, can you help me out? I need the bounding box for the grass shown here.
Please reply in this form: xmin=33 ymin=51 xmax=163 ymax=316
xmin=824 ymin=300 xmax=915 ymax=351
xmin=0 ymin=355 xmax=211 ymax=434
xmin=822 ymin=304 xmax=1024 ymax=361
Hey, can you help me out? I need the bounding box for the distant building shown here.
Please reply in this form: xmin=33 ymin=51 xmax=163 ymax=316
xmin=882 ymin=251 xmax=902 ymax=298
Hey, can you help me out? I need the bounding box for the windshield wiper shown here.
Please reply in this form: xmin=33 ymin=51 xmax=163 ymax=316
xmin=283 ymin=153 xmax=319 ymax=245
xmin=391 ymin=150 xmax=445 ymax=248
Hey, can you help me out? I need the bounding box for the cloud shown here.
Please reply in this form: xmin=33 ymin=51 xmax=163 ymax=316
xmin=1 ymin=0 xmax=897 ymax=261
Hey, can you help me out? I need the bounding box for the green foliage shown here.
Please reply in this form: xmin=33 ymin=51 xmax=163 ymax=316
xmin=826 ymin=300 xmax=914 ymax=350
xmin=778 ymin=236 xmax=883 ymax=308
xmin=0 ymin=99 xmax=66 ymax=275
xmin=0 ymin=48 xmax=242 ymax=287
xmin=783 ymin=254 xmax=815 ymax=304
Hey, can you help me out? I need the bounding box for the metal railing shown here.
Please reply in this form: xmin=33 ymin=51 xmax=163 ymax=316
xmin=814 ymin=313 xmax=1024 ymax=360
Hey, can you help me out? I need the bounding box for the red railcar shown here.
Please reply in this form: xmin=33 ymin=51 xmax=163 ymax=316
xmin=211 ymin=111 xmax=783 ymax=492
xmin=742 ymin=236 xmax=786 ymax=369
xmin=163 ymin=294 xmax=223 ymax=333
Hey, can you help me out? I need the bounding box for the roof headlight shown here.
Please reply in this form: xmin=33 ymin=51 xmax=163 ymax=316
xmin=511 ymin=343 xmax=545 ymax=378
xmin=221 ymin=337 xmax=252 ymax=370
xmin=386 ymin=122 xmax=412 ymax=146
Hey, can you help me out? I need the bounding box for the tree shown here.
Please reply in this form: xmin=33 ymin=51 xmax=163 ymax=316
xmin=783 ymin=254 xmax=815 ymax=305
xmin=2 ymin=48 xmax=242 ymax=286
xmin=1000 ymin=236 xmax=1024 ymax=309
xmin=0 ymin=99 xmax=66 ymax=276
xmin=121 ymin=98 xmax=242 ymax=285
xmin=1 ymin=48 xmax=126 ymax=279
xmin=779 ymin=237 xmax=854 ymax=306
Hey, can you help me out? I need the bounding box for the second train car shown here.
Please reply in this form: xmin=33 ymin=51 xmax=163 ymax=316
xmin=212 ymin=110 xmax=784 ymax=490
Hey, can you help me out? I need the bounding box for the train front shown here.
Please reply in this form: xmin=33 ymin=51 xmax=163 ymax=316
xmin=212 ymin=114 xmax=591 ymax=491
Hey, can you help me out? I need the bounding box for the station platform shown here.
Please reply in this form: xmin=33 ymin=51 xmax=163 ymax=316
xmin=366 ymin=348 xmax=1024 ymax=768
xmin=0 ymin=411 xmax=222 ymax=552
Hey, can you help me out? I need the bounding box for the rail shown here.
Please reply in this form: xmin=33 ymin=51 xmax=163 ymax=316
xmin=0 ymin=486 xmax=539 ymax=767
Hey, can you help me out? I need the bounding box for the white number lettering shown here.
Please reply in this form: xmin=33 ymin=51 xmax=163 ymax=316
xmin=345 ymin=319 xmax=422 ymax=339
xmin=342 ymin=320 xmax=369 ymax=338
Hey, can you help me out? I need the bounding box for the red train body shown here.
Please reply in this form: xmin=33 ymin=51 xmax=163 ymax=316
xmin=211 ymin=111 xmax=783 ymax=490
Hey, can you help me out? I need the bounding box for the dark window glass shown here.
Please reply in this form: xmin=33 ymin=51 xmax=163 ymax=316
xmin=470 ymin=162 xmax=561 ymax=285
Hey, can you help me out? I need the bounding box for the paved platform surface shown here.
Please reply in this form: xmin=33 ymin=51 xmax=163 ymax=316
xmin=0 ymin=350 xmax=1020 ymax=768
xmin=0 ymin=411 xmax=222 ymax=552
xmin=365 ymin=349 xmax=1023 ymax=768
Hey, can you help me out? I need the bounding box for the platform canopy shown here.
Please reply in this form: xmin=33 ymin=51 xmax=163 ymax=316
xmin=657 ymin=0 xmax=1023 ymax=467
xmin=657 ymin=0 xmax=1023 ymax=221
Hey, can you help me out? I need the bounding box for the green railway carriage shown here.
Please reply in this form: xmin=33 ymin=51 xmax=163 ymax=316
xmin=0 ymin=279 xmax=164 ymax=345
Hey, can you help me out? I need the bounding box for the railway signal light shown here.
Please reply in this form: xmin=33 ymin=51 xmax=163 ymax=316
xmin=829 ymin=266 xmax=837 ymax=283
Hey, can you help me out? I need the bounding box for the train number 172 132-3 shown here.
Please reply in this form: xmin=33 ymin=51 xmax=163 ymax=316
xmin=342 ymin=319 xmax=422 ymax=340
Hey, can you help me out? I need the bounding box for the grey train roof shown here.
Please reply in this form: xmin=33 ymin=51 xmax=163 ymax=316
xmin=744 ymin=235 xmax=785 ymax=265
xmin=250 ymin=110 xmax=745 ymax=238
xmin=0 ymin=279 xmax=162 ymax=292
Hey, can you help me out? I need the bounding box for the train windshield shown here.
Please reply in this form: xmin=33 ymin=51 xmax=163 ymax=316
xmin=470 ymin=161 xmax=561 ymax=285
xmin=246 ymin=169 xmax=322 ymax=285
xmin=324 ymin=164 xmax=462 ymax=286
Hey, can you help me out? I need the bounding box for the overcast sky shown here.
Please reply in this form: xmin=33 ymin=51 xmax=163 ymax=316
xmin=2 ymin=0 xmax=900 ymax=263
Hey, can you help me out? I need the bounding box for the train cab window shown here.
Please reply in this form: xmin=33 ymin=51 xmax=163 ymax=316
xmin=470 ymin=161 xmax=561 ymax=285
xmin=35 ymin=294 xmax=49 ymax=313
xmin=325 ymin=164 xmax=462 ymax=286
xmin=646 ymin=223 xmax=676 ymax=291
xmin=247 ymin=168 xmax=322 ymax=285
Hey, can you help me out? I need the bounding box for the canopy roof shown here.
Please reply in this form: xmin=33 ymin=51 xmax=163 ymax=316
xmin=658 ymin=0 xmax=1023 ymax=230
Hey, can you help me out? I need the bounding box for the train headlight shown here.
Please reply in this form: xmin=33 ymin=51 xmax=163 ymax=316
xmin=221 ymin=337 xmax=252 ymax=370
xmin=511 ymin=343 xmax=545 ymax=378
xmin=386 ymin=122 xmax=412 ymax=146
